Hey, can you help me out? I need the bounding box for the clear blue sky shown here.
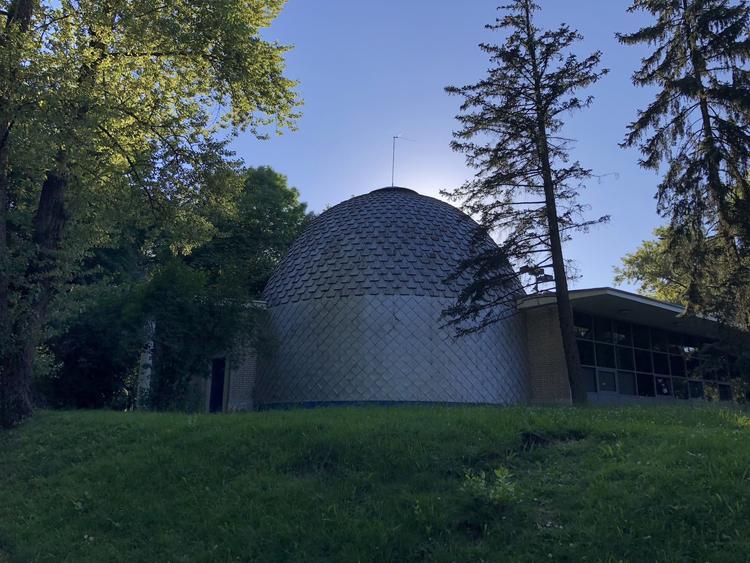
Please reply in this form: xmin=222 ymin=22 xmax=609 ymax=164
xmin=231 ymin=0 xmax=663 ymax=291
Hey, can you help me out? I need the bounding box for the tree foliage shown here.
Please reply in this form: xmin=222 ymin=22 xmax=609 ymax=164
xmin=140 ymin=167 xmax=309 ymax=411
xmin=38 ymin=165 xmax=309 ymax=412
xmin=615 ymin=227 xmax=693 ymax=305
xmin=444 ymin=0 xmax=608 ymax=403
xmin=616 ymin=226 xmax=750 ymax=396
xmin=0 ymin=0 xmax=299 ymax=426
xmin=618 ymin=0 xmax=750 ymax=326
xmin=190 ymin=166 xmax=311 ymax=297
xmin=40 ymin=288 xmax=144 ymax=410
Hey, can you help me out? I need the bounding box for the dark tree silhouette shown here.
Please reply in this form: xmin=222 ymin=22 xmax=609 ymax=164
xmin=444 ymin=0 xmax=608 ymax=403
xmin=618 ymin=0 xmax=750 ymax=326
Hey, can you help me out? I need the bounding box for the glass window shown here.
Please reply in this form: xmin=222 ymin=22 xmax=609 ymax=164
xmin=702 ymin=351 xmax=724 ymax=380
xmin=653 ymin=353 xmax=670 ymax=375
xmin=596 ymin=343 xmax=616 ymax=369
xmin=668 ymin=332 xmax=683 ymax=355
xmin=569 ymin=321 xmax=732 ymax=402
xmin=686 ymin=357 xmax=702 ymax=378
xmin=715 ymin=360 xmax=730 ymax=382
xmin=670 ymin=355 xmax=686 ymax=377
xmin=683 ymin=335 xmax=701 ymax=355
xmin=689 ymin=380 xmax=704 ymax=399
xmin=655 ymin=376 xmax=672 ymax=396
xmin=574 ymin=312 xmax=594 ymax=340
xmin=635 ymin=349 xmax=652 ymax=373
xmin=651 ymin=329 xmax=669 ymax=352
xmin=583 ymin=367 xmax=597 ymax=392
xmin=673 ymin=378 xmax=689 ymax=399
xmin=594 ymin=317 xmax=614 ymax=342
xmin=698 ymin=366 xmax=712 ymax=381
xmin=618 ymin=371 xmax=637 ymax=395
xmin=598 ymin=370 xmax=617 ymax=392
xmin=577 ymin=340 xmax=596 ymax=366
xmin=616 ymin=346 xmax=635 ymax=371
xmin=719 ymin=385 xmax=732 ymax=402
xmin=633 ymin=324 xmax=650 ymax=349
xmin=637 ymin=373 xmax=656 ymax=397
xmin=612 ymin=322 xmax=632 ymax=346
xmin=729 ymin=356 xmax=740 ymax=379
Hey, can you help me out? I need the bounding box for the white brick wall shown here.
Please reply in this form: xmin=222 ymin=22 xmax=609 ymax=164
xmin=226 ymin=348 xmax=258 ymax=411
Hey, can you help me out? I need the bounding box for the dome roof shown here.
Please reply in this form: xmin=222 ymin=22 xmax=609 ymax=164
xmin=263 ymin=187 xmax=493 ymax=306
xmin=256 ymin=186 xmax=529 ymax=407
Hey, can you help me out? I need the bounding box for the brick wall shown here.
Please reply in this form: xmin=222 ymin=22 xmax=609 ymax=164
xmin=523 ymin=304 xmax=572 ymax=405
xmin=226 ymin=348 xmax=258 ymax=412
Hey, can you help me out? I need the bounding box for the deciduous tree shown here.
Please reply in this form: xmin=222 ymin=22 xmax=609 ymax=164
xmin=0 ymin=0 xmax=299 ymax=427
xmin=36 ymin=164 xmax=309 ymax=412
xmin=615 ymin=227 xmax=692 ymax=305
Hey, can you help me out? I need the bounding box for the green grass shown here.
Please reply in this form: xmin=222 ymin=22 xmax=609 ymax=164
xmin=1 ymin=406 xmax=750 ymax=562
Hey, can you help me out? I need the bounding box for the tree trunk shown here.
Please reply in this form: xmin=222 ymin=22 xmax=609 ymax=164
xmin=538 ymin=153 xmax=587 ymax=404
xmin=0 ymin=339 xmax=34 ymax=427
xmin=682 ymin=0 xmax=738 ymax=260
xmin=0 ymin=0 xmax=36 ymax=428
xmin=0 ymin=125 xmax=11 ymax=420
xmin=2 ymin=0 xmax=98 ymax=427
xmin=522 ymin=0 xmax=586 ymax=404
xmin=1 ymin=167 xmax=66 ymax=428
xmin=0 ymin=135 xmax=20 ymax=426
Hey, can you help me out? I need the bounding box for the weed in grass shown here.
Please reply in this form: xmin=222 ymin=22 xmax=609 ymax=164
xmin=461 ymin=467 xmax=517 ymax=507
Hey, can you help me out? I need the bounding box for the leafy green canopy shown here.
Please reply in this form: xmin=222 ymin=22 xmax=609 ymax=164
xmin=0 ymin=0 xmax=300 ymax=425
xmin=190 ymin=166 xmax=311 ymax=297
xmin=615 ymin=227 xmax=692 ymax=306
xmin=39 ymin=166 xmax=310 ymax=411
xmin=141 ymin=167 xmax=310 ymax=411
xmin=3 ymin=0 xmax=299 ymax=255
xmin=616 ymin=226 xmax=750 ymax=388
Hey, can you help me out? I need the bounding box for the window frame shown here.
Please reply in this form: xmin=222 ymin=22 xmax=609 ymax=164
xmin=572 ymin=311 xmax=733 ymax=403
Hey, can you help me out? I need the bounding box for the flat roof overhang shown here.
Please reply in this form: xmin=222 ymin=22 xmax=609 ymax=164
xmin=518 ymin=287 xmax=721 ymax=339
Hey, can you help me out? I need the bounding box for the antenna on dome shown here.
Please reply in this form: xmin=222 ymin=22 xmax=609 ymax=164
xmin=391 ymin=134 xmax=415 ymax=187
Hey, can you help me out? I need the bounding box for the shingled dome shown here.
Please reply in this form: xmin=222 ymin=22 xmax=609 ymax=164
xmin=255 ymin=187 xmax=529 ymax=406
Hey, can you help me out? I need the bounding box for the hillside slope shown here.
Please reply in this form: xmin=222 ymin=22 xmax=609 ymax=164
xmin=1 ymin=407 xmax=749 ymax=562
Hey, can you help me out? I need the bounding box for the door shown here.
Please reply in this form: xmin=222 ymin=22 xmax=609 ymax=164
xmin=209 ymin=358 xmax=226 ymax=413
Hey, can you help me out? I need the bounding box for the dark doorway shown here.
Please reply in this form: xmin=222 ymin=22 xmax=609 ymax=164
xmin=209 ymin=358 xmax=226 ymax=413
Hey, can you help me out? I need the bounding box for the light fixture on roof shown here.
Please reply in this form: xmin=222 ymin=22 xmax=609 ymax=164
xmin=520 ymin=265 xmax=554 ymax=293
xmin=617 ymin=308 xmax=631 ymax=315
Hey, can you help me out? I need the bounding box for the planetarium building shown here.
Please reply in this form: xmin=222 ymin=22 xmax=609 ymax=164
xmin=255 ymin=187 xmax=529 ymax=407
xmin=193 ymin=187 xmax=740 ymax=412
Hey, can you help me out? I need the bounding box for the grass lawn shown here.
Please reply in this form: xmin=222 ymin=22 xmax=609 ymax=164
xmin=1 ymin=406 xmax=749 ymax=562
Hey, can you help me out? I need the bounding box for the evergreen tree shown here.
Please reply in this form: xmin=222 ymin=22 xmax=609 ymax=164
xmin=618 ymin=0 xmax=750 ymax=324
xmin=444 ymin=0 xmax=608 ymax=403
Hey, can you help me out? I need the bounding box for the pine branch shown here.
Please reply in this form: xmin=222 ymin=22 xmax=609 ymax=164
xmin=443 ymin=0 xmax=607 ymax=397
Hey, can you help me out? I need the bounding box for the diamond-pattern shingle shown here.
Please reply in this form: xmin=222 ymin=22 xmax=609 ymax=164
xmin=256 ymin=187 xmax=529 ymax=406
